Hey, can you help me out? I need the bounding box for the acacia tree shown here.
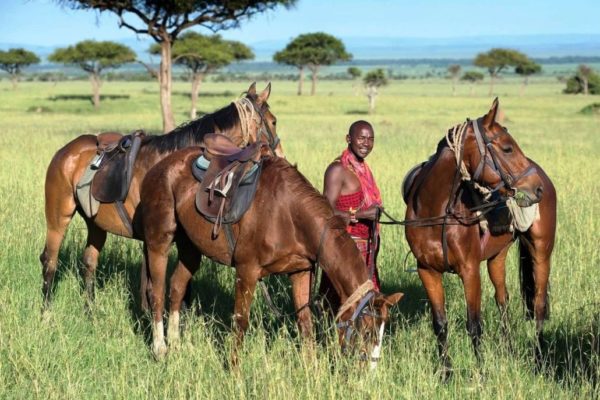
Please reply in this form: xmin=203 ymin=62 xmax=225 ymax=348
xmin=515 ymin=60 xmax=541 ymax=96
xmin=151 ymin=32 xmax=253 ymax=119
xmin=461 ymin=71 xmax=484 ymax=96
xmin=364 ymin=68 xmax=387 ymax=114
xmin=578 ymin=64 xmax=593 ymax=95
xmin=58 ymin=0 xmax=295 ymax=132
xmin=0 ymin=48 xmax=40 ymax=89
xmin=474 ymin=48 xmax=528 ymax=95
xmin=49 ymin=40 xmax=135 ymax=108
xmin=274 ymin=32 xmax=351 ymax=95
xmin=447 ymin=64 xmax=461 ymax=96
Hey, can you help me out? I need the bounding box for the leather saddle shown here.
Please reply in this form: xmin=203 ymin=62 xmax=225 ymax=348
xmin=192 ymin=133 xmax=267 ymax=238
xmin=402 ymin=161 xmax=426 ymax=203
xmin=91 ymin=130 xmax=145 ymax=203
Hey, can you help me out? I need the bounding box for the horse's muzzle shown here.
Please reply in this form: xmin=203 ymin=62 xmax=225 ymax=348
xmin=515 ymin=184 xmax=543 ymax=207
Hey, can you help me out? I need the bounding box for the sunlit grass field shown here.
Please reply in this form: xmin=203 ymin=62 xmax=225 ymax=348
xmin=0 ymin=77 xmax=598 ymax=399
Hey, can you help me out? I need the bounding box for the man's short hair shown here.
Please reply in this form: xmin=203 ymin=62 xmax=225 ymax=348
xmin=348 ymin=120 xmax=374 ymax=137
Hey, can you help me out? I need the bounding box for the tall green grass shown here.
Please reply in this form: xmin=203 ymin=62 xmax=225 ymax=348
xmin=0 ymin=78 xmax=598 ymax=399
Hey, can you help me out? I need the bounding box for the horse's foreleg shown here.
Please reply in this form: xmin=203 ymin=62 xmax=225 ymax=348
xmin=487 ymin=245 xmax=511 ymax=342
xmin=289 ymin=270 xmax=314 ymax=341
xmin=146 ymin=241 xmax=172 ymax=360
xmin=167 ymin=237 xmax=202 ymax=346
xmin=418 ymin=266 xmax=452 ymax=381
xmin=231 ymin=269 xmax=259 ymax=366
xmin=40 ymin=188 xmax=76 ymax=312
xmin=81 ymin=221 xmax=107 ymax=309
xmin=460 ymin=263 xmax=483 ymax=364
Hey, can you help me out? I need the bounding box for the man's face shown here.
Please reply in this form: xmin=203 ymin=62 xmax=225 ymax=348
xmin=347 ymin=126 xmax=375 ymax=160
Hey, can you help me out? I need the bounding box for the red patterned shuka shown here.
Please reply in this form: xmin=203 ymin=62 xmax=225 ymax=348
xmin=334 ymin=148 xmax=383 ymax=290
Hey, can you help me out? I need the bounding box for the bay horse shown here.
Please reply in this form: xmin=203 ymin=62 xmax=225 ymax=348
xmin=40 ymin=83 xmax=283 ymax=311
xmin=138 ymin=146 xmax=403 ymax=365
xmin=403 ymin=99 xmax=555 ymax=380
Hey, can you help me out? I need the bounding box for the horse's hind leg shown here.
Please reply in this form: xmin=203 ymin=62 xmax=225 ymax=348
xmin=487 ymin=245 xmax=511 ymax=341
xmin=81 ymin=220 xmax=107 ymax=308
xmin=40 ymin=185 xmax=77 ymax=312
xmin=418 ymin=266 xmax=452 ymax=381
xmin=167 ymin=235 xmax=202 ymax=346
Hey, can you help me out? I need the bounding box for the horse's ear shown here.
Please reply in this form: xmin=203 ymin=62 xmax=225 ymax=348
xmin=483 ymin=97 xmax=500 ymax=127
xmin=258 ymin=82 xmax=271 ymax=104
xmin=247 ymin=82 xmax=257 ymax=97
xmin=375 ymin=292 xmax=404 ymax=308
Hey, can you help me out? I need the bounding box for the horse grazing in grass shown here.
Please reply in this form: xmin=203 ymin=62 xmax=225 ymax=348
xmin=40 ymin=83 xmax=282 ymax=311
xmin=138 ymin=144 xmax=403 ymax=365
xmin=403 ymin=99 xmax=555 ymax=380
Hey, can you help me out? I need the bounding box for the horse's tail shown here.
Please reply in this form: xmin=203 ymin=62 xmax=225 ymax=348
xmin=518 ymin=236 xmax=549 ymax=320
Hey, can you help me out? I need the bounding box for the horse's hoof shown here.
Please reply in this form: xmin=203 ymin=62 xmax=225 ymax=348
xmin=152 ymin=343 xmax=168 ymax=361
xmin=439 ymin=365 xmax=454 ymax=383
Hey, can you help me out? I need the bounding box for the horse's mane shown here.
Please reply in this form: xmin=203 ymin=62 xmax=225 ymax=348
xmin=142 ymin=101 xmax=241 ymax=154
xmin=262 ymin=157 xmax=335 ymax=219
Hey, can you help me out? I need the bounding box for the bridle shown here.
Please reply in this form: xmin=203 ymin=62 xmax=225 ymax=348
xmin=469 ymin=117 xmax=537 ymax=195
xmin=234 ymin=96 xmax=280 ymax=156
xmin=249 ymin=98 xmax=280 ymax=154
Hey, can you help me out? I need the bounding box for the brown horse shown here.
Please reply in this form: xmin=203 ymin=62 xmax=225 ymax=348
xmin=138 ymin=146 xmax=403 ymax=364
xmin=403 ymin=99 xmax=555 ymax=379
xmin=40 ymin=83 xmax=283 ymax=311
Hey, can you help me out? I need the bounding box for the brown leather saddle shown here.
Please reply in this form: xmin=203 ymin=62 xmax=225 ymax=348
xmin=91 ymin=130 xmax=145 ymax=203
xmin=192 ymin=133 xmax=267 ymax=238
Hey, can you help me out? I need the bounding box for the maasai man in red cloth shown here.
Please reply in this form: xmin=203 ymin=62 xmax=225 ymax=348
xmin=319 ymin=121 xmax=383 ymax=307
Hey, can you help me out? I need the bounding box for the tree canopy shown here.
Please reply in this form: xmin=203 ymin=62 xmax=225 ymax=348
xmin=49 ymin=40 xmax=136 ymax=108
xmin=347 ymin=67 xmax=362 ymax=79
xmin=461 ymin=71 xmax=484 ymax=82
xmin=515 ymin=60 xmax=542 ymax=77
xmin=363 ymin=68 xmax=388 ymax=113
xmin=49 ymin=40 xmax=136 ymax=74
xmin=473 ymin=48 xmax=528 ymax=76
xmin=0 ymin=48 xmax=40 ymax=89
xmin=58 ymin=0 xmax=295 ymax=131
xmin=274 ymin=32 xmax=351 ymax=95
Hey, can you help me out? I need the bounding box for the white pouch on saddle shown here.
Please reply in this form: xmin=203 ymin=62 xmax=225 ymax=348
xmin=75 ymin=154 xmax=102 ymax=219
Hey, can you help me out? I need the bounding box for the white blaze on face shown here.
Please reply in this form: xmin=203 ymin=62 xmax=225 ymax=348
xmin=369 ymin=322 xmax=385 ymax=370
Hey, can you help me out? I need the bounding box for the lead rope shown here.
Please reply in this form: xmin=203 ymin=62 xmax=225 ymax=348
xmin=233 ymin=97 xmax=256 ymax=147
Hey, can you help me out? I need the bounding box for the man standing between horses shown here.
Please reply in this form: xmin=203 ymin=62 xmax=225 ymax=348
xmin=323 ymin=120 xmax=383 ymax=290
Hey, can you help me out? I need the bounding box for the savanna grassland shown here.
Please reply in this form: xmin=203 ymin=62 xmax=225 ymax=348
xmin=0 ymin=77 xmax=598 ymax=399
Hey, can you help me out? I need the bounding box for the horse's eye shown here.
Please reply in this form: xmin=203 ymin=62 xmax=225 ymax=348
xmin=502 ymin=145 xmax=513 ymax=154
xmin=272 ymin=120 xmax=277 ymax=126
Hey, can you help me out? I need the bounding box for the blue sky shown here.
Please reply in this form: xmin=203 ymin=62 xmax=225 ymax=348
xmin=0 ymin=0 xmax=599 ymax=46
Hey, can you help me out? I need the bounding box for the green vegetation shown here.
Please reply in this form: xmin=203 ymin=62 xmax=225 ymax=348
xmin=474 ymin=48 xmax=530 ymax=95
xmin=0 ymin=48 xmax=40 ymax=89
xmin=150 ymin=32 xmax=254 ymax=119
xmin=49 ymin=40 xmax=136 ymax=108
xmin=564 ymin=65 xmax=600 ymax=95
xmin=274 ymin=32 xmax=352 ymax=95
xmin=58 ymin=0 xmax=296 ymax=131
xmin=363 ymin=68 xmax=388 ymax=113
xmin=0 ymin=78 xmax=598 ymax=398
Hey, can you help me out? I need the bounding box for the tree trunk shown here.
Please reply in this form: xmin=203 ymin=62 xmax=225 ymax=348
xmin=90 ymin=73 xmax=101 ymax=109
xmin=10 ymin=74 xmax=18 ymax=90
xmin=488 ymin=73 xmax=496 ymax=96
xmin=470 ymin=84 xmax=475 ymax=96
xmin=159 ymin=39 xmax=176 ymax=133
xmin=452 ymin=77 xmax=457 ymax=96
xmin=583 ymin=77 xmax=589 ymax=95
xmin=190 ymin=73 xmax=205 ymax=120
xmin=367 ymin=85 xmax=377 ymax=114
xmin=520 ymin=76 xmax=529 ymax=97
xmin=297 ymin=66 xmax=304 ymax=96
xmin=310 ymin=65 xmax=319 ymax=96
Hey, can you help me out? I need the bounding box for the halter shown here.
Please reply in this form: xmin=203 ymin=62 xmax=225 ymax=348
xmin=469 ymin=118 xmax=537 ymax=194
xmin=234 ymin=97 xmax=280 ymax=155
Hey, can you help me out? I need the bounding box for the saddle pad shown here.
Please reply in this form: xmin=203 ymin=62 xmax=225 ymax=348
xmin=192 ymin=155 xmax=259 ymax=185
xmin=193 ymin=159 xmax=262 ymax=225
xmin=76 ymin=155 xmax=101 ymax=218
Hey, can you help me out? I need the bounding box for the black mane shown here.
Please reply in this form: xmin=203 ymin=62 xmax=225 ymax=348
xmin=142 ymin=101 xmax=241 ymax=153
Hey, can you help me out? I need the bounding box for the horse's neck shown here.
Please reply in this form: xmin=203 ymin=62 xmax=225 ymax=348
xmin=318 ymin=227 xmax=370 ymax=303
xmin=413 ymin=149 xmax=461 ymax=216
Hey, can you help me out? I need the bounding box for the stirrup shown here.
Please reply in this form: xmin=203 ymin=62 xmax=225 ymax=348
xmin=211 ymin=171 xmax=234 ymax=198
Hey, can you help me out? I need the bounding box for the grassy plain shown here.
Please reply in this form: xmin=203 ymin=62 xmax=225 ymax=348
xmin=0 ymin=77 xmax=598 ymax=399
